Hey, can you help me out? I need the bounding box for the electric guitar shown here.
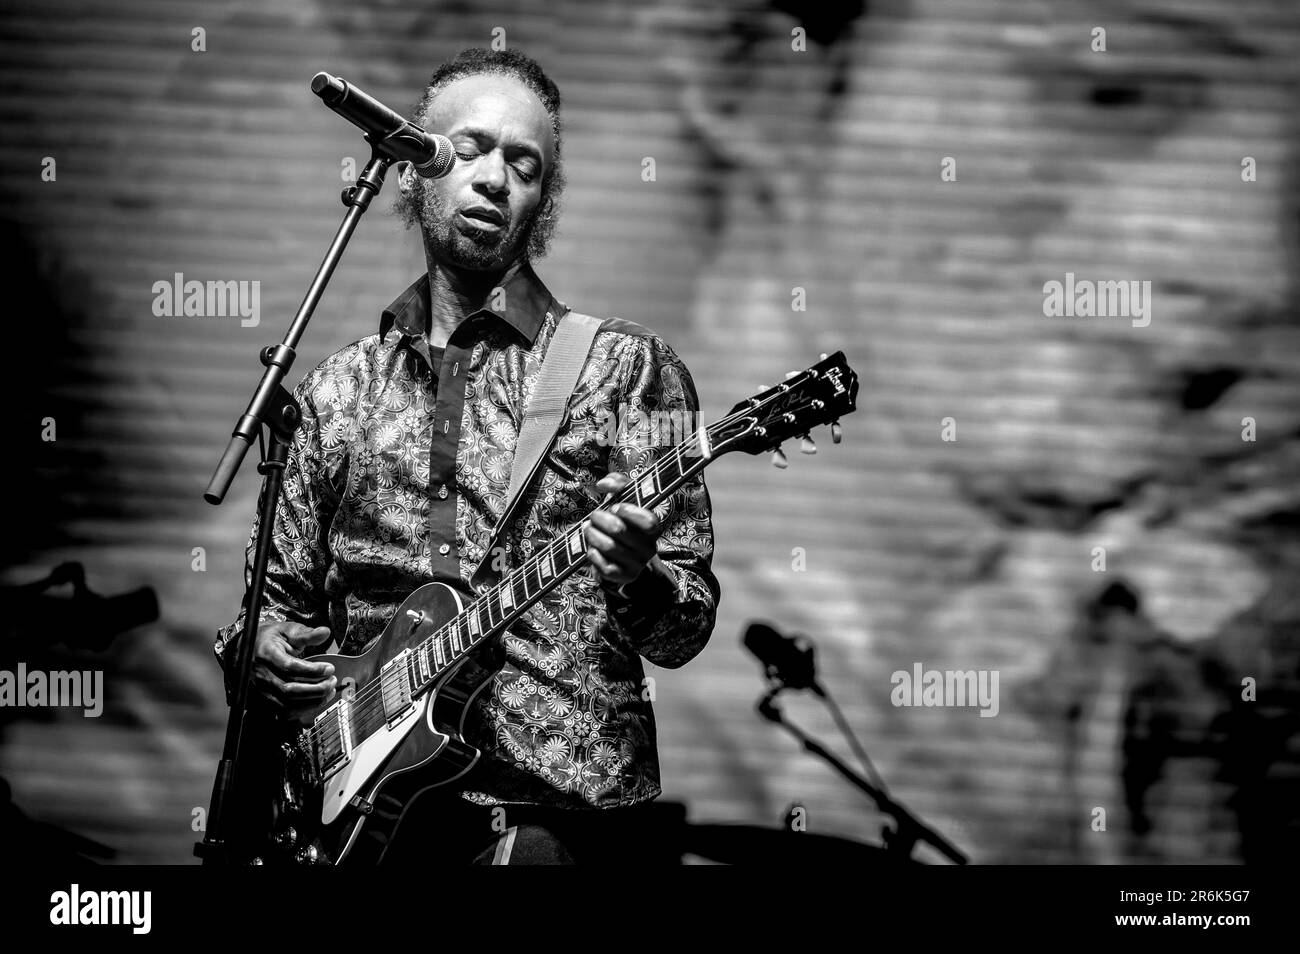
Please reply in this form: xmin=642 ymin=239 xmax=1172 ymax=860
xmin=233 ymin=351 xmax=858 ymax=864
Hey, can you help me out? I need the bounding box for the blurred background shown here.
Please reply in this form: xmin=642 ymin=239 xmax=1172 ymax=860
xmin=1 ymin=0 xmax=1298 ymax=864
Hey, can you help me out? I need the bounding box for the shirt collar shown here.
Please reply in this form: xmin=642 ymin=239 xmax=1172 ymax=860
xmin=379 ymin=260 xmax=558 ymax=347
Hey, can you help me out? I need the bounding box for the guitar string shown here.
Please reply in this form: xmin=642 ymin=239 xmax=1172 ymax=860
xmin=304 ymin=395 xmax=779 ymax=754
xmin=305 ymin=428 xmax=711 ymax=754
xmin=303 ymin=386 xmax=800 ymax=754
xmin=305 ymin=432 xmax=705 ymax=753
xmin=304 ymin=380 xmax=823 ymax=755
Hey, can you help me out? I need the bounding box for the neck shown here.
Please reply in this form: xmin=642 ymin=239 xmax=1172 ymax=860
xmin=424 ymin=248 xmax=526 ymax=348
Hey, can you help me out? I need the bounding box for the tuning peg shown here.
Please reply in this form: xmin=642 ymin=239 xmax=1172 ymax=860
xmin=755 ymin=384 xmax=772 ymax=394
xmin=784 ymin=371 xmax=799 ymax=380
xmin=771 ymin=446 xmax=789 ymax=469
xmin=820 ymin=352 xmax=828 ymax=360
xmin=800 ymin=434 xmax=817 ymax=455
xmin=830 ymin=420 xmax=843 ymax=444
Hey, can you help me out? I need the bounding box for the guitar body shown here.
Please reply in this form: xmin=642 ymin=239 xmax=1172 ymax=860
xmin=238 ymin=582 xmax=499 ymax=865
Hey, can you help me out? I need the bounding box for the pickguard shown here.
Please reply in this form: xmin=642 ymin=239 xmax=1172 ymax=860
xmin=319 ymin=696 xmax=426 ymax=825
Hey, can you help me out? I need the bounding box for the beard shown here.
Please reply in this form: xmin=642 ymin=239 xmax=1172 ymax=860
xmin=393 ymin=174 xmax=559 ymax=269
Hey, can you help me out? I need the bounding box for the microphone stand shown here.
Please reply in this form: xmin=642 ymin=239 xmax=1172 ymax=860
xmin=757 ymin=682 xmax=968 ymax=865
xmin=195 ymin=146 xmax=395 ymax=865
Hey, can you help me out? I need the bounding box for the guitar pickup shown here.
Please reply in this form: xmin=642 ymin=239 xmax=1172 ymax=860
xmin=311 ymin=701 xmax=352 ymax=780
xmin=380 ymin=650 xmax=415 ymax=726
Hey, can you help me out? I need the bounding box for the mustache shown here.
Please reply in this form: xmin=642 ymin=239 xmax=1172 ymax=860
xmin=394 ymin=180 xmax=557 ymax=260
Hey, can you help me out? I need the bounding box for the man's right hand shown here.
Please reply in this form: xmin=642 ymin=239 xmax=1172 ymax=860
xmin=251 ymin=620 xmax=337 ymax=723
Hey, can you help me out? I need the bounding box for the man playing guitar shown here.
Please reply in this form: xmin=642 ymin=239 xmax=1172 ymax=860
xmin=215 ymin=47 xmax=719 ymax=865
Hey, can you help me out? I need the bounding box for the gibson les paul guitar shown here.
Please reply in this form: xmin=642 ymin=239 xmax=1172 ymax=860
xmin=232 ymin=351 xmax=858 ymax=864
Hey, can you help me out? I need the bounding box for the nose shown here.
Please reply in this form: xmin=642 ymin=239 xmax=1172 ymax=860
xmin=472 ymin=148 xmax=509 ymax=195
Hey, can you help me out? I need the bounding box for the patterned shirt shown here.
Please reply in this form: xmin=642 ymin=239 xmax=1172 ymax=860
xmin=215 ymin=261 xmax=719 ymax=809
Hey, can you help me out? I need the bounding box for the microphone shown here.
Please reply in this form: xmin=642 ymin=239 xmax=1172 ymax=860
xmin=743 ymin=622 xmax=822 ymax=693
xmin=311 ymin=72 xmax=455 ymax=178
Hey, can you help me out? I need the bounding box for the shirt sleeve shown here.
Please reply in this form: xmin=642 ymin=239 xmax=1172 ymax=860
xmin=602 ymin=335 xmax=720 ymax=669
xmin=213 ymin=369 xmax=342 ymax=704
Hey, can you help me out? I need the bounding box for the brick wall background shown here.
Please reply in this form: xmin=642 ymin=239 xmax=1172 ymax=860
xmin=1 ymin=0 xmax=1297 ymax=863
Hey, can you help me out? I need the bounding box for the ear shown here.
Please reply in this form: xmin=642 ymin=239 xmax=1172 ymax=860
xmin=395 ymin=160 xmax=415 ymax=194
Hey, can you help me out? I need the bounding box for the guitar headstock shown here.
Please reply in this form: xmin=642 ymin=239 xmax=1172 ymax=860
xmin=711 ymin=351 xmax=858 ymax=460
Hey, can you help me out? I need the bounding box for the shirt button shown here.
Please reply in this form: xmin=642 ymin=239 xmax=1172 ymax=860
xmin=438 ymin=485 xmax=448 ymax=499
xmin=438 ymin=544 xmax=451 ymax=556
xmin=451 ymin=362 xmax=459 ymax=376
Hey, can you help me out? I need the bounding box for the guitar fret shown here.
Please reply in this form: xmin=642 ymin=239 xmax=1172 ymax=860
xmin=666 ymin=449 xmax=687 ymax=485
xmin=638 ymin=471 xmax=657 ymax=503
xmin=696 ymin=426 xmax=712 ymax=460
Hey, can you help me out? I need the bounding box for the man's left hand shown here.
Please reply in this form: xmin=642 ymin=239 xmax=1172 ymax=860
xmin=584 ymin=472 xmax=661 ymax=588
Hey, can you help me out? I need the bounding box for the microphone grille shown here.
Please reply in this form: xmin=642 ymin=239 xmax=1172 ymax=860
xmin=415 ymin=134 xmax=455 ymax=179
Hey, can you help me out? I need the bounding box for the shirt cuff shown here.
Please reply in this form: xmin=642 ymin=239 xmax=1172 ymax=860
xmin=602 ymin=556 xmax=680 ymax=630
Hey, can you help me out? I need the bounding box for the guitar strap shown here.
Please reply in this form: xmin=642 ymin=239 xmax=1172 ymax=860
xmin=469 ymin=307 xmax=603 ymax=587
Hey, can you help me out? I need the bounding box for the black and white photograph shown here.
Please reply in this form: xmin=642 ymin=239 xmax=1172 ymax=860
xmin=0 ymin=0 xmax=1294 ymax=935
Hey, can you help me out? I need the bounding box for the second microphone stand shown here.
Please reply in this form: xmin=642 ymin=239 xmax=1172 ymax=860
xmin=757 ymin=681 xmax=968 ymax=865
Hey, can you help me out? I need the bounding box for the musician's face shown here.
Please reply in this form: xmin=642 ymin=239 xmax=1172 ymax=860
xmin=397 ymin=74 xmax=555 ymax=270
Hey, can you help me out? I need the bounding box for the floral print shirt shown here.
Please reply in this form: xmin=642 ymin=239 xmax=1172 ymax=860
xmin=215 ymin=261 xmax=719 ymax=809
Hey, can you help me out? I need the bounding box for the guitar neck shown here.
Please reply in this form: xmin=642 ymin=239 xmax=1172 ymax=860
xmin=406 ymin=426 xmax=719 ymax=696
